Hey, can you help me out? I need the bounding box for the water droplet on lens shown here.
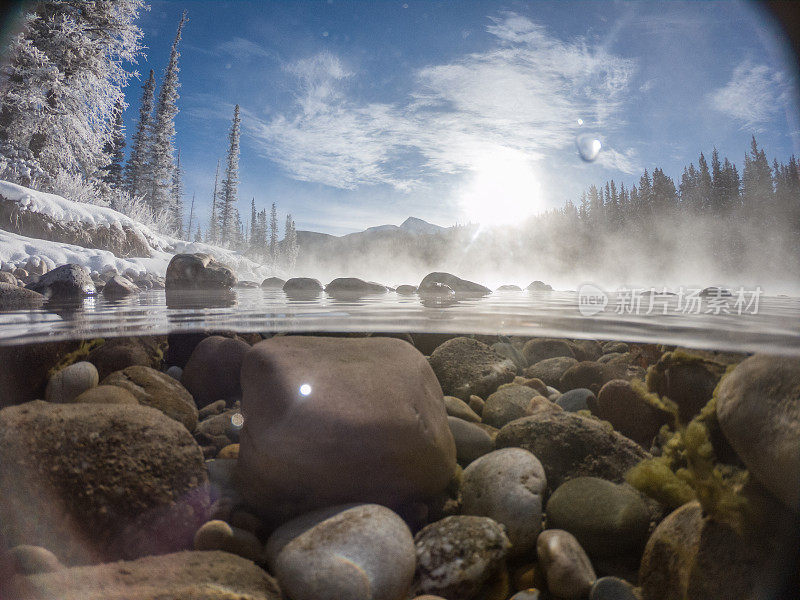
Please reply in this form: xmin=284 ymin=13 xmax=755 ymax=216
xmin=576 ymin=133 xmax=602 ymax=162
xmin=577 ymin=118 xmax=583 ymax=126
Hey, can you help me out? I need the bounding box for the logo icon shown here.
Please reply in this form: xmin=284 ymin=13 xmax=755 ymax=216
xmin=578 ymin=284 xmax=608 ymax=316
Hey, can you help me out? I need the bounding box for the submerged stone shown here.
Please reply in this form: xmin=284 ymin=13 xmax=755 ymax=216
xmin=429 ymin=337 xmax=516 ymax=401
xmin=181 ymin=334 xmax=250 ymax=409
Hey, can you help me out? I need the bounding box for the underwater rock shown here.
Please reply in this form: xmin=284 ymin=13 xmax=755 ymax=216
xmin=716 ymin=354 xmax=800 ymax=510
xmin=526 ymin=281 xmax=553 ymax=292
xmin=86 ymin=337 xmax=160 ymax=380
xmin=647 ymin=350 xmax=727 ymax=423
xmin=0 ymin=340 xmax=80 ymax=407
xmin=7 ymin=545 xmax=62 ymax=575
xmin=238 ymin=336 xmax=456 ymax=523
xmin=26 ymin=263 xmax=95 ymax=298
xmin=0 ymin=282 xmax=44 ymax=309
xmin=181 ymin=335 xmax=250 ymax=408
xmin=593 ymin=380 xmax=672 ymax=447
xmin=496 ymin=410 xmax=650 ymax=489
xmin=448 ymin=416 xmax=495 ymax=465
xmin=44 ymin=361 xmax=99 ymax=403
xmin=6 ymin=551 xmax=280 ymax=600
xmin=164 ymin=253 xmax=236 ymax=289
xmin=72 ymin=384 xmax=139 ymax=405
xmin=536 ymin=529 xmax=596 ymax=599
xmin=567 ymin=339 xmax=603 ymax=362
xmin=468 ymin=394 xmax=485 ymax=416
xmin=589 ymin=576 xmax=638 ymax=600
xmin=195 ymin=408 xmax=242 ymax=450
xmin=260 ymin=276 xmax=286 ymax=289
xmin=482 ymin=384 xmax=539 ymax=428
xmin=461 ymin=448 xmax=547 ymax=555
xmin=0 ymin=401 xmax=209 ymax=564
xmin=545 ymin=477 xmax=651 ymax=558
xmin=193 ymin=519 xmax=262 ymax=562
xmin=419 ymin=272 xmax=491 ymax=294
xmin=429 ymin=337 xmax=516 ymax=401
xmin=103 ymin=365 xmax=198 ymax=431
xmin=603 ymin=341 xmax=629 ymax=354
xmin=523 ymin=356 xmax=579 ymax=387
xmin=101 ymin=275 xmax=139 ymax=298
xmin=269 ymin=504 xmax=415 ymax=600
xmin=325 ymin=277 xmax=388 ymax=294
xmin=522 ymin=338 xmax=575 ymax=365
xmin=491 ymin=341 xmax=528 ymax=372
xmin=556 ymin=388 xmax=596 ymax=413
xmin=559 ymin=360 xmax=606 ymax=392
xmin=412 ymin=515 xmax=511 ymax=599
xmin=444 ymin=395 xmax=482 ymax=423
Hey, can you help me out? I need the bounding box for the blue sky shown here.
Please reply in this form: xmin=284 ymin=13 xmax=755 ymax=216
xmin=126 ymin=0 xmax=800 ymax=235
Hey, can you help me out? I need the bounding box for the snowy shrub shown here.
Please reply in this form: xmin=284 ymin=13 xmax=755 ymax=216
xmin=112 ymin=188 xmax=178 ymax=237
xmin=48 ymin=170 xmax=110 ymax=207
xmin=0 ymin=140 xmax=47 ymax=188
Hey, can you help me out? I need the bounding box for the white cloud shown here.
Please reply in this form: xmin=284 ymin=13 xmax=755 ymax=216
xmin=217 ymin=37 xmax=277 ymax=61
xmin=247 ymin=12 xmax=638 ymax=190
xmin=708 ymin=61 xmax=789 ymax=130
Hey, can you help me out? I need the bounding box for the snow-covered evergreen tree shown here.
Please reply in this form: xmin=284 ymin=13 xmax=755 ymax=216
xmin=100 ymin=98 xmax=126 ymax=188
xmin=186 ymin=192 xmax=195 ymax=237
xmin=147 ymin=12 xmax=186 ymax=214
xmin=194 ymin=223 xmax=203 ymax=242
xmin=123 ymin=68 xmax=155 ymax=197
xmin=220 ymin=104 xmax=241 ymax=246
xmin=207 ymin=159 xmax=220 ymax=244
xmin=171 ymin=148 xmax=184 ymax=237
xmin=284 ymin=213 xmax=298 ymax=271
xmin=0 ymin=0 xmax=146 ymax=183
xmin=249 ymin=198 xmax=257 ymax=255
xmin=268 ymin=201 xmax=278 ymax=267
xmin=256 ymin=208 xmax=267 ymax=260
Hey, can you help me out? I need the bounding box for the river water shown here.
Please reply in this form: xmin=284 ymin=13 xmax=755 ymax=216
xmin=1 ymin=287 xmax=798 ymax=354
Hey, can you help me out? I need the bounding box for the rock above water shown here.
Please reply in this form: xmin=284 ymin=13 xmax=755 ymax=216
xmin=526 ymin=281 xmax=553 ymax=292
xmin=522 ymin=338 xmax=575 ymax=365
xmin=8 ymin=551 xmax=280 ymax=600
xmin=26 ymin=263 xmax=95 ymax=298
xmin=325 ymin=277 xmax=387 ymax=294
xmin=282 ymin=277 xmax=323 ymax=292
xmin=429 ymin=337 xmax=516 ymax=401
xmin=44 ymin=361 xmax=99 ymax=403
xmin=238 ymin=336 xmax=456 ymax=522
xmin=261 ymin=276 xmax=286 ymax=289
xmin=497 ymin=284 xmax=522 ymax=291
xmin=419 ymin=272 xmax=491 ymax=294
xmin=716 ymin=354 xmax=800 ymax=510
xmin=461 ymin=448 xmax=547 ymax=555
xmin=482 ymin=384 xmax=539 ymax=428
xmin=496 ymin=411 xmax=650 ymax=489
xmin=165 ymin=253 xmax=236 ymax=289
xmin=0 ymin=282 xmax=44 ymax=309
xmin=536 ymin=529 xmax=596 ymax=599
xmin=545 ymin=477 xmax=650 ymax=558
xmin=396 ymin=284 xmax=418 ymax=294
xmin=523 ymin=356 xmax=579 ymax=387
xmin=0 ymin=401 xmax=209 ymax=564
xmin=412 ymin=515 xmax=511 ymax=600
xmin=102 ymin=275 xmax=139 ymax=298
xmin=103 ymin=365 xmax=198 ymax=431
xmin=448 ymin=416 xmax=495 ymax=465
xmin=181 ymin=335 xmax=250 ymax=409
xmin=269 ymin=504 xmax=416 ymax=600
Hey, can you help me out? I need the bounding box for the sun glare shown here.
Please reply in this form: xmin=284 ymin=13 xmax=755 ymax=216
xmin=459 ymin=149 xmax=543 ymax=227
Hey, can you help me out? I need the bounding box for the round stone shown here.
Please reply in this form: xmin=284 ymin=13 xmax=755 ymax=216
xmin=444 ymin=395 xmax=481 ymax=423
xmin=429 ymin=337 xmax=517 ymax=401
xmin=536 ymin=529 xmax=596 ymax=599
xmin=45 ymin=361 xmax=99 ymax=403
xmin=589 ymin=576 xmax=637 ymax=600
xmin=545 ymin=477 xmax=651 ymax=557
xmin=448 ymin=416 xmax=494 ymax=465
xmin=9 ymin=545 xmax=62 ymax=574
xmin=0 ymin=282 xmax=44 ymax=309
xmin=523 ymin=357 xmax=579 ymax=387
xmin=72 ymin=384 xmax=139 ymax=405
xmin=194 ymin=519 xmax=262 ymax=562
xmin=522 ymin=338 xmax=575 ymax=365
xmin=181 ymin=335 xmax=251 ymax=408
xmin=270 ymin=504 xmax=416 ymax=600
xmin=468 ymin=395 xmax=485 ymax=416
xmin=556 ymin=388 xmax=596 ymax=413
xmin=461 ymin=448 xmax=546 ymax=556
xmin=412 ymin=515 xmax=511 ymax=600
xmin=482 ymin=384 xmax=539 ymax=428
xmin=594 ymin=380 xmax=670 ymax=446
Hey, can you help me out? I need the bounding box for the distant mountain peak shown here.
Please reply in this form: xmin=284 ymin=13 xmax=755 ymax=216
xmin=399 ymin=217 xmax=444 ymax=234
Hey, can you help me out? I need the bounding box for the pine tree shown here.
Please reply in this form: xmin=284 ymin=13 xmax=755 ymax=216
xmin=220 ymin=104 xmax=241 ymax=246
xmin=284 ymin=213 xmax=298 ymax=271
xmin=697 ymin=152 xmax=712 ymax=213
xmin=171 ymin=148 xmax=184 ymax=236
xmin=257 ymin=208 xmax=268 ymax=260
xmin=0 ymin=0 xmax=146 ymax=183
xmin=100 ymin=98 xmax=126 ymax=188
xmin=186 ymin=193 xmax=195 ymax=238
xmin=148 ymin=12 xmax=186 ymax=214
xmin=124 ymin=68 xmax=155 ymax=197
xmin=207 ymin=159 xmax=220 ymax=244
xmin=194 ymin=223 xmax=203 ymax=242
xmin=249 ymin=197 xmax=258 ymax=255
xmin=269 ymin=201 xmax=279 ymax=267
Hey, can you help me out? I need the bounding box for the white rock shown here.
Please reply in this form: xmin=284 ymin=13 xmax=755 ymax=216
xmin=45 ymin=361 xmax=99 ymax=403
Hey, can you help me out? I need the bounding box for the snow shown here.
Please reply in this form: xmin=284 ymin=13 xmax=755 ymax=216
xmin=0 ymin=180 xmax=278 ymax=282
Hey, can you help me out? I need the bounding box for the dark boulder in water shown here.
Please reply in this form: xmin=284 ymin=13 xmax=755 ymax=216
xmin=496 ymin=284 xmax=522 ymax=291
xmin=181 ymin=335 xmax=250 ymax=409
xmin=325 ymin=277 xmax=388 ymax=294
xmin=0 ymin=282 xmax=44 ymax=309
xmin=260 ymin=276 xmax=285 ymax=289
xmin=523 ymin=356 xmax=578 ymax=387
xmin=526 ymin=280 xmax=553 ymax=291
xmin=522 ymin=338 xmax=575 ymax=365
xmin=429 ymin=337 xmax=517 ymax=401
xmin=0 ymin=340 xmax=80 ymax=407
xmin=237 ymin=335 xmax=456 ymax=523
xmin=165 ymin=254 xmax=236 ymax=290
xmin=0 ymin=401 xmax=209 ymax=564
xmin=419 ymin=272 xmax=491 ymax=294
xmin=101 ymin=275 xmax=139 ymax=298
xmin=395 ymin=284 xmax=418 ymax=294
xmin=282 ymin=277 xmax=323 ymax=292
xmin=26 ymin=263 xmax=95 ymax=299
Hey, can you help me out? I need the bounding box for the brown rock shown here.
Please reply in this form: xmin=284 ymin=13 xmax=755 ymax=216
xmin=522 ymin=338 xmax=575 ymax=365
xmin=594 ymin=380 xmax=671 ymax=446
xmin=559 ymin=361 xmax=606 ymax=393
xmin=181 ymin=335 xmax=251 ymax=408
xmin=103 ymin=365 xmax=198 ymax=431
xmin=86 ymin=338 xmax=160 ymax=380
xmin=429 ymin=337 xmax=516 ymax=400
xmin=523 ymin=356 xmax=579 ymax=387
xmin=0 ymin=402 xmax=209 ymax=564
xmin=238 ymin=336 xmax=456 ymax=523
xmin=0 ymin=340 xmax=80 ymax=407
xmin=72 ymin=384 xmax=139 ymax=405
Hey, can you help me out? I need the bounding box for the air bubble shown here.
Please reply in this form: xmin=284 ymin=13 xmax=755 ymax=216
xmin=576 ymin=133 xmax=602 ymax=162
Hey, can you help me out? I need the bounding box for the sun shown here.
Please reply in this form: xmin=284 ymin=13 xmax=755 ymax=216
xmin=459 ymin=149 xmax=543 ymax=227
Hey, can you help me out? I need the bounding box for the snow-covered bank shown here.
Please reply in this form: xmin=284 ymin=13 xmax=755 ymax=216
xmin=0 ymin=180 xmax=278 ymax=282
